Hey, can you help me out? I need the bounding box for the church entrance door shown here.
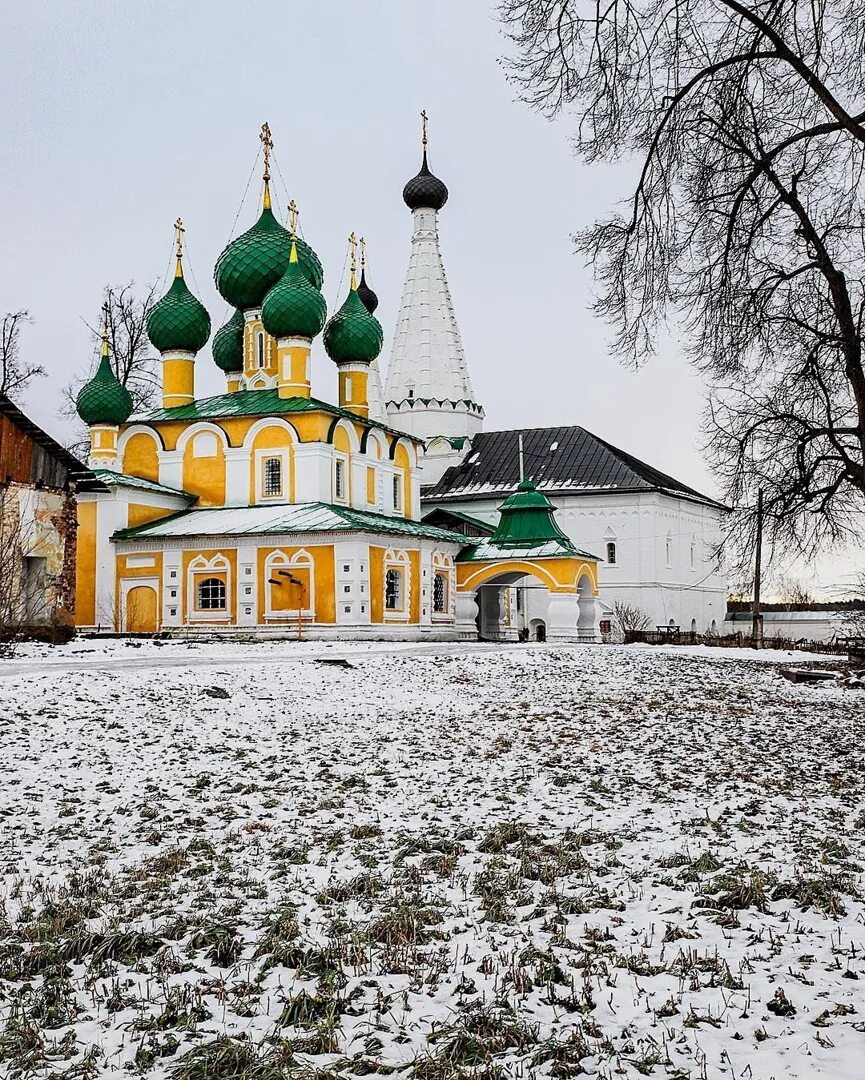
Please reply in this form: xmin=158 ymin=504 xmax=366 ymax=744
xmin=124 ymin=586 xmax=159 ymax=633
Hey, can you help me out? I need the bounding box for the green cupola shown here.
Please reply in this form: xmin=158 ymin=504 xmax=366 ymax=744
xmin=77 ymin=315 xmax=133 ymax=427
xmin=214 ymin=128 xmax=323 ymax=309
xmin=490 ymin=480 xmax=576 ymax=550
xmin=261 ymin=240 xmax=327 ymax=339
xmin=146 ymin=220 xmax=211 ymax=354
xmin=324 ymin=239 xmax=383 ymax=365
xmin=212 ymin=308 xmax=245 ymax=372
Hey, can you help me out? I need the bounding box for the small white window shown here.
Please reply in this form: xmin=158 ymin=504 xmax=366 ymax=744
xmin=690 ymin=540 xmax=696 ymax=570
xmin=385 ymin=568 xmax=403 ymax=611
xmin=197 ymin=577 xmax=226 ymax=611
xmin=606 ymin=541 xmax=617 ymax=565
xmin=263 ymin=456 xmax=283 ymax=498
xmin=256 ymin=331 xmax=266 ymax=369
xmin=665 ymin=538 xmax=672 ymax=567
xmin=344 ymin=376 xmax=353 ymax=403
xmin=392 ymin=475 xmax=402 ymax=512
xmin=335 ymin=459 xmax=346 ymax=501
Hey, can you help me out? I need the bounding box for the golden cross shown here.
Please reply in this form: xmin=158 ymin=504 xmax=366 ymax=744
xmin=101 ymin=301 xmax=110 ymax=352
xmin=288 ymin=198 xmax=299 ymax=234
xmin=421 ymin=108 xmax=428 ymax=149
xmin=359 ymin=235 xmax=367 ymax=269
xmin=260 ymin=121 xmax=273 ymax=181
xmin=348 ymin=232 xmax=358 ymax=287
xmin=174 ymin=217 xmax=185 ymax=262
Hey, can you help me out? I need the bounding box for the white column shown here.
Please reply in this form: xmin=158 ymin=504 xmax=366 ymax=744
xmin=577 ymin=594 xmax=602 ymax=642
xmin=162 ymin=549 xmax=183 ymax=626
xmin=455 ymin=591 xmax=479 ymax=640
xmin=546 ymin=594 xmax=582 ymax=642
xmin=293 ymin=444 xmax=332 ymax=503
xmin=224 ymin=448 xmax=252 ymax=507
xmin=236 ymin=544 xmax=258 ymax=625
xmin=158 ymin=449 xmax=183 ymax=492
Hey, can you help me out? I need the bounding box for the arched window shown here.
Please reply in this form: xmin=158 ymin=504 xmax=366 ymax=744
xmin=606 ymin=541 xmax=617 ymax=565
xmin=433 ymin=572 xmax=447 ymax=613
xmin=392 ymin=475 xmax=402 ymax=512
xmin=197 ymin=577 xmax=226 ymax=611
xmin=256 ymin=331 xmax=266 ymax=369
xmin=690 ymin=538 xmax=697 ymax=570
xmin=385 ymin=568 xmax=403 ymax=611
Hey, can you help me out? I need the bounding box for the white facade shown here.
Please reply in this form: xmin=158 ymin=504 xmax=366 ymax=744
xmin=423 ymin=489 xmax=726 ymax=633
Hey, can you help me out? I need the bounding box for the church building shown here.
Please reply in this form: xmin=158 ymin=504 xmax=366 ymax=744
xmin=73 ymin=123 xmax=601 ymax=641
xmin=381 ymin=121 xmax=727 ymax=637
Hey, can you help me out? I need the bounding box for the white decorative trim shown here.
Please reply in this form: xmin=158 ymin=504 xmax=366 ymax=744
xmin=254 ymin=447 xmax=291 ymax=504
xmin=263 ymin=548 xmax=315 ymax=619
xmin=383 ymin=547 xmax=410 ymax=621
xmin=187 ymin=553 xmax=232 ymax=623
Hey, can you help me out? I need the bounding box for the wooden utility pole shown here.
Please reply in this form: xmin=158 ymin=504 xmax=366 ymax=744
xmin=751 ymin=488 xmax=764 ymax=647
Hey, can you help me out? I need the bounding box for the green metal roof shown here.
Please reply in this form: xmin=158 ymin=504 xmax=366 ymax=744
xmin=112 ymin=501 xmax=467 ymax=544
xmin=453 ymin=480 xmax=596 ymax=563
xmin=131 ymin=389 xmax=420 ymax=442
xmin=90 ymin=469 xmax=197 ymax=500
xmin=455 ymin=537 xmax=596 ymax=563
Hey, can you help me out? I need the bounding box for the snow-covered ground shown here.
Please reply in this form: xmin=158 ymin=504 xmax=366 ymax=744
xmin=0 ymin=641 xmax=862 ymax=1079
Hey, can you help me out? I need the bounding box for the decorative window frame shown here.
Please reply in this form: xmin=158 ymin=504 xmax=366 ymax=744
xmin=333 ymin=451 xmax=349 ymax=505
xmin=264 ymin=548 xmax=315 ymax=620
xmin=383 ymin=548 xmax=410 ymax=621
xmin=187 ymin=553 xmax=232 ymax=623
xmin=255 ymin=447 xmax=291 ymax=504
xmin=431 ymin=551 xmax=454 ymax=621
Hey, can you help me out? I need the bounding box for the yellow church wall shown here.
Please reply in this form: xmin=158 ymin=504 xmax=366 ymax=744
xmin=127 ymin=503 xmax=176 ymax=529
xmin=75 ymin=501 xmax=97 ymax=625
xmin=249 ymin=425 xmax=296 ymax=503
xmin=366 ymin=466 xmax=376 ymax=505
xmin=182 ymin=440 xmax=226 ymax=506
xmin=312 ymin=545 xmax=336 ymax=624
xmin=182 ymin=548 xmax=238 ymax=624
xmin=393 ymin=443 xmax=411 ymax=518
xmin=369 ymin=546 xmax=384 ymax=623
xmin=121 ymin=433 xmax=160 ymax=482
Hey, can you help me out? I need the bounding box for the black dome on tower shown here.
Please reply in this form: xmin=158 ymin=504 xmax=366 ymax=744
xmin=357 ymin=268 xmax=379 ymax=313
xmin=403 ymin=151 xmax=448 ymax=211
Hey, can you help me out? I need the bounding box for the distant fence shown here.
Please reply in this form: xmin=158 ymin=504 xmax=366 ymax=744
xmin=622 ymin=628 xmax=852 ymax=655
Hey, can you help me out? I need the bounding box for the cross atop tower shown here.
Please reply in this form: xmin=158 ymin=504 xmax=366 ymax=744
xmin=259 ymin=121 xmax=273 ymax=181
xmin=348 ymin=231 xmax=358 ymax=288
xmin=288 ymin=198 xmax=299 ymax=235
xmin=174 ymin=216 xmax=185 ymax=275
xmin=421 ymin=109 xmax=428 ymax=150
xmin=101 ymin=301 xmax=110 ymax=355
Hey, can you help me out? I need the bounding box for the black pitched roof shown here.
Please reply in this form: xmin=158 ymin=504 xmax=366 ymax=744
xmin=422 ymin=426 xmax=723 ymax=507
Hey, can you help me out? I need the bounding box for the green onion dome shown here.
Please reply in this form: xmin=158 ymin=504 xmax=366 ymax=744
xmin=323 ymin=281 xmax=384 ymax=365
xmin=146 ymin=270 xmax=211 ymax=354
xmin=214 ymin=207 xmax=323 ymax=310
xmin=212 ymin=308 xmax=245 ymax=372
xmin=261 ymin=242 xmax=327 ymax=339
xmin=76 ymin=351 xmax=133 ymax=426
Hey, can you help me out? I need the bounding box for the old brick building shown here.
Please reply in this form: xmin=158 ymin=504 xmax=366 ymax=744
xmin=0 ymin=394 xmax=90 ymax=635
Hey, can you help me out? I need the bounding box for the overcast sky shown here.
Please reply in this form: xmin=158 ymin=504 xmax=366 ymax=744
xmin=1 ymin=1 xmax=857 ymax=594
